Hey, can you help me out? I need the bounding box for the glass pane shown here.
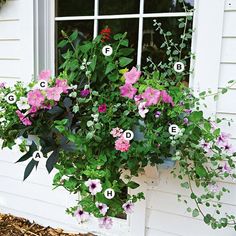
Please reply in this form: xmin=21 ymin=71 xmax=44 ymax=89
xmin=144 ymin=0 xmax=194 ymax=13
xmin=56 ymin=0 xmax=94 ymax=17
xmin=142 ymin=17 xmax=192 ymax=79
xmin=99 ymin=0 xmax=140 ymax=15
xmin=56 ymin=21 xmax=94 ymax=73
xmin=98 ymin=19 xmax=139 ymax=64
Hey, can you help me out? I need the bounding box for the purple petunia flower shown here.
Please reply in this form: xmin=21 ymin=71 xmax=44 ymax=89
xmin=183 ymin=117 xmax=189 ymax=124
xmin=155 ymin=111 xmax=161 ymax=118
xmin=122 ymin=201 xmax=134 ymax=214
xmin=85 ymin=179 xmax=102 ymax=195
xmin=96 ymin=202 xmax=109 ymax=216
xmin=98 ymin=216 xmax=113 ymax=229
xmin=74 ymin=208 xmax=90 ymax=223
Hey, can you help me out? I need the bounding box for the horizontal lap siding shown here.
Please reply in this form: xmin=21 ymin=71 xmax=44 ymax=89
xmin=146 ymin=3 xmax=236 ymax=236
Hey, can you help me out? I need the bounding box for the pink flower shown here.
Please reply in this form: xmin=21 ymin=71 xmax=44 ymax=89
xmin=183 ymin=118 xmax=189 ymax=124
xmin=85 ymin=179 xmax=102 ymax=195
xmin=200 ymin=139 xmax=213 ymax=155
xmin=16 ymin=110 xmax=32 ymax=126
xmin=115 ymin=136 xmax=130 ymax=152
xmin=56 ymin=79 xmax=69 ymax=93
xmin=39 ymin=70 xmax=51 ymax=81
xmin=120 ymin=83 xmax=137 ymax=99
xmin=41 ymin=103 xmax=52 ymax=110
xmin=161 ymin=90 xmax=174 ymax=106
xmin=46 ymin=87 xmax=63 ymax=102
xmin=134 ymin=94 xmax=143 ymax=105
xmin=122 ymin=201 xmax=134 ymax=214
xmin=80 ymin=89 xmax=90 ymax=97
xmin=98 ymin=217 xmax=113 ymax=230
xmin=142 ymin=87 xmax=161 ymax=106
xmin=138 ymin=102 xmax=149 ymax=118
xmin=28 ymin=106 xmax=38 ymax=114
xmin=27 ymin=89 xmax=45 ymax=107
xmin=124 ymin=67 xmax=141 ymax=84
xmin=155 ymin=111 xmax=161 ymax=118
xmin=96 ymin=202 xmax=109 ymax=216
xmin=222 ymin=142 xmax=234 ymax=154
xmin=98 ymin=104 xmax=107 ymax=113
xmin=110 ymin=127 xmax=123 ymax=138
xmin=74 ymin=208 xmax=90 ymax=223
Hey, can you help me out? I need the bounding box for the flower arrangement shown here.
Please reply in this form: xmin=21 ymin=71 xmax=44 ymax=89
xmin=1 ymin=16 xmax=236 ymax=232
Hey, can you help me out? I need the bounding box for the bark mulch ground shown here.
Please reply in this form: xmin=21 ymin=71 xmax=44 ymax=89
xmin=0 ymin=213 xmax=94 ymax=236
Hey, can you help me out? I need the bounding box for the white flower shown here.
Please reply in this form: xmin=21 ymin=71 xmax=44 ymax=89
xmin=91 ymin=114 xmax=99 ymax=122
xmin=138 ymin=102 xmax=149 ymax=118
xmin=16 ymin=97 xmax=30 ymax=110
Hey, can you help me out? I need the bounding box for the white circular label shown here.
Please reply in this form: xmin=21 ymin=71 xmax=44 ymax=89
xmin=102 ymin=45 xmax=113 ymax=56
xmin=37 ymin=80 xmax=48 ymax=90
xmin=169 ymin=124 xmax=180 ymax=135
xmin=32 ymin=151 xmax=44 ymax=162
xmin=6 ymin=93 xmax=17 ymax=104
xmin=123 ymin=130 xmax=134 ymax=141
xmin=174 ymin=62 xmax=185 ymax=73
xmin=104 ymin=188 xmax=115 ymax=199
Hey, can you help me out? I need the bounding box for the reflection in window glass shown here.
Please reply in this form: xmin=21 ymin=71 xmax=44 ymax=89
xmin=144 ymin=0 xmax=194 ymax=13
xmin=98 ymin=19 xmax=139 ymax=64
xmin=99 ymin=0 xmax=140 ymax=15
xmin=56 ymin=21 xmax=94 ymax=73
xmin=56 ymin=0 xmax=94 ymax=17
xmin=142 ymin=18 xmax=192 ymax=78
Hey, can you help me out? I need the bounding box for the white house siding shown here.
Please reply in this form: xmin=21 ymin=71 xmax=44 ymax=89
xmin=145 ymin=1 xmax=236 ymax=236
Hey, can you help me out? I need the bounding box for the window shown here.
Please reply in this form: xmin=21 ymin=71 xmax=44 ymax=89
xmin=53 ymin=0 xmax=194 ymax=74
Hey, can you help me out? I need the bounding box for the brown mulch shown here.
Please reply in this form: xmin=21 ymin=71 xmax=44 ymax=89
xmin=0 ymin=213 xmax=94 ymax=236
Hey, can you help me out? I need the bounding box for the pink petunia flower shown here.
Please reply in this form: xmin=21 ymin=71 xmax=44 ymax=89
xmin=0 ymin=82 xmax=6 ymax=88
xmin=98 ymin=104 xmax=107 ymax=113
xmin=74 ymin=208 xmax=90 ymax=223
xmin=142 ymin=87 xmax=161 ymax=107
xmin=98 ymin=217 xmax=113 ymax=230
xmin=28 ymin=106 xmax=38 ymax=114
xmin=122 ymin=201 xmax=134 ymax=214
xmin=85 ymin=179 xmax=102 ymax=195
xmin=96 ymin=202 xmax=109 ymax=216
xmin=161 ymin=90 xmax=174 ymax=106
xmin=110 ymin=127 xmax=123 ymax=138
xmin=55 ymin=79 xmax=69 ymax=93
xmin=155 ymin=111 xmax=161 ymax=118
xmin=120 ymin=83 xmax=137 ymax=99
xmin=39 ymin=70 xmax=51 ymax=81
xmin=46 ymin=87 xmax=63 ymax=102
xmin=124 ymin=67 xmax=141 ymax=84
xmin=16 ymin=110 xmax=32 ymax=126
xmin=27 ymin=89 xmax=45 ymax=107
xmin=200 ymin=139 xmax=212 ymax=154
xmin=138 ymin=102 xmax=149 ymax=118
xmin=183 ymin=117 xmax=189 ymax=124
xmin=222 ymin=142 xmax=234 ymax=154
xmin=115 ymin=136 xmax=130 ymax=152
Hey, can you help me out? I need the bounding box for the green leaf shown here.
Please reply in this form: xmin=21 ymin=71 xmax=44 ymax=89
xmin=204 ymin=214 xmax=212 ymax=224
xmin=118 ymin=48 xmax=135 ymax=56
xmin=105 ymin=63 xmax=116 ymax=75
xmin=189 ymin=111 xmax=203 ymax=122
xmin=179 ymin=22 xmax=185 ymax=28
xmin=181 ymin=182 xmax=189 ymax=189
xmin=113 ymin=33 xmax=123 ymax=40
xmin=196 ymin=166 xmax=207 ymax=177
xmin=192 ymin=209 xmax=199 ymax=217
xmin=87 ymin=121 xmax=94 ymax=127
xmin=24 ymin=159 xmax=38 ymax=180
xmin=127 ymin=181 xmax=140 ymax=189
xmin=80 ymin=43 xmax=92 ymax=53
xmin=90 ymin=55 xmax=97 ymax=71
xmin=119 ymin=57 xmax=133 ymax=67
xmin=46 ymin=150 xmax=60 ymax=173
xmin=222 ymin=88 xmax=228 ymax=94
xmin=120 ymin=39 xmax=129 ymax=47
xmin=69 ymin=31 xmax=79 ymax=41
xmin=58 ymin=40 xmax=68 ymax=48
xmin=86 ymin=132 xmax=94 ymax=140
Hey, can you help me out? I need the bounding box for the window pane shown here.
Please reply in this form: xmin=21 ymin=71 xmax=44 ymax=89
xmin=99 ymin=0 xmax=140 ymax=15
xmin=144 ymin=0 xmax=194 ymax=13
xmin=56 ymin=21 xmax=94 ymax=73
xmin=98 ymin=19 xmax=139 ymax=64
xmin=142 ymin=17 xmax=192 ymax=78
xmin=56 ymin=0 xmax=94 ymax=17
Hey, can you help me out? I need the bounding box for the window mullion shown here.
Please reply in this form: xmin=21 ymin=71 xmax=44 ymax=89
xmin=94 ymin=0 xmax=99 ymax=38
xmin=137 ymin=0 xmax=144 ymax=67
